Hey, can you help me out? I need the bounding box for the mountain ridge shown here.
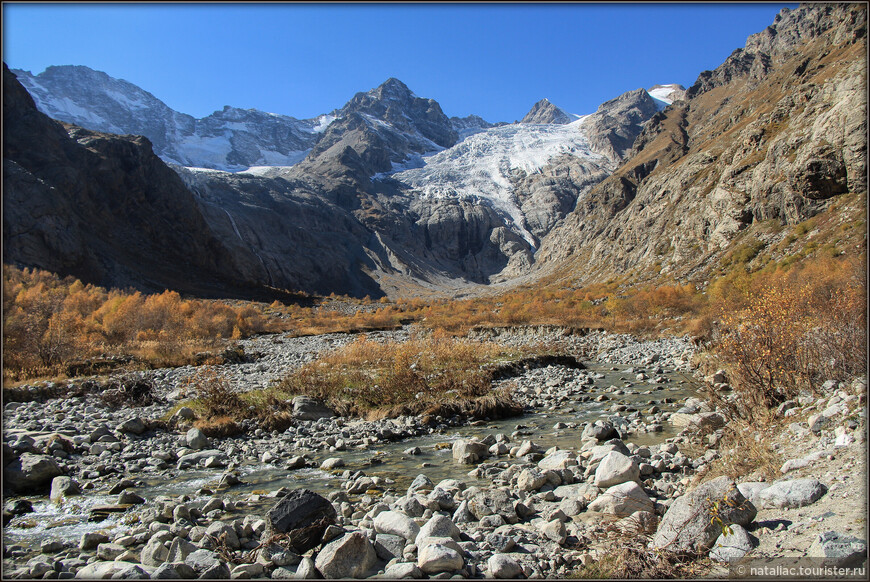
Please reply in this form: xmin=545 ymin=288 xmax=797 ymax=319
xmin=4 ymin=3 xmax=864 ymax=300
xmin=534 ymin=2 xmax=866 ymax=287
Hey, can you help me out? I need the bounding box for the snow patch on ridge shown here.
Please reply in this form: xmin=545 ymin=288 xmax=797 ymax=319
xmin=647 ymin=84 xmax=684 ymax=111
xmin=312 ymin=114 xmax=337 ymax=133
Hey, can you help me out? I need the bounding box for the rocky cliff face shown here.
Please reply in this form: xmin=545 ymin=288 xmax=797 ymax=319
xmin=535 ymin=3 xmax=867 ymax=284
xmin=2 ymin=65 xmax=253 ymax=298
xmin=11 ymin=65 xmax=327 ymax=171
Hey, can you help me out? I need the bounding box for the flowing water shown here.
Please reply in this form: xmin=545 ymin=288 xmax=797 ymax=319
xmin=4 ymin=362 xmax=700 ymax=551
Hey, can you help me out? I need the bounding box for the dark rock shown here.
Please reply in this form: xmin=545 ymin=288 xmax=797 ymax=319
xmin=4 ymin=499 xmax=34 ymax=516
xmin=374 ymin=533 xmax=406 ymax=561
xmin=582 ymin=421 xmax=618 ymax=442
xmin=108 ymin=479 xmax=136 ymax=495
xmin=291 ymin=396 xmax=335 ymax=421
xmin=266 ymin=488 xmax=337 ymax=553
xmin=117 ymin=491 xmax=145 ymax=505
xmin=4 ymin=453 xmax=63 ymax=493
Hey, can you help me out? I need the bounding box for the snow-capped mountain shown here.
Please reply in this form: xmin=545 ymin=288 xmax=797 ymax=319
xmin=382 ymin=88 xmax=660 ymax=248
xmin=11 ymin=65 xmax=332 ymax=171
xmin=6 ymin=3 xmax=862 ymax=301
xmin=6 ymin=66 xmax=673 ymax=295
xmin=390 ymin=118 xmax=607 ymax=246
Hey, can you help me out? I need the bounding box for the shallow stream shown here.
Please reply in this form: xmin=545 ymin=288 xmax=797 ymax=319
xmin=4 ymin=362 xmax=700 ymax=552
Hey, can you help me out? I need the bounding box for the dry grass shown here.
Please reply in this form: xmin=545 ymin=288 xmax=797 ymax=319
xmin=192 ymin=416 xmax=246 ymax=438
xmin=571 ymin=525 xmax=709 ymax=579
xmin=176 ymin=337 xmax=550 ymax=428
xmin=276 ymin=335 xmax=539 ymax=419
xmin=693 ymin=418 xmax=784 ymax=484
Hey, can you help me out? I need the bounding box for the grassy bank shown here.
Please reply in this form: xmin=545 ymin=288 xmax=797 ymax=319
xmin=177 ymin=335 xmax=561 ymax=432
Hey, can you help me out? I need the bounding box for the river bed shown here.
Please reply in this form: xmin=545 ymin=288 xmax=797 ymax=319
xmin=4 ymin=358 xmax=700 ymax=554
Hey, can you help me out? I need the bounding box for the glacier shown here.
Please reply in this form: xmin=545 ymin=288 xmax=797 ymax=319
xmin=384 ymin=116 xmax=611 ymax=247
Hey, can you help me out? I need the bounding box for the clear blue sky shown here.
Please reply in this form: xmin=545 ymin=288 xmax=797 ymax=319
xmin=3 ymin=2 xmax=796 ymax=123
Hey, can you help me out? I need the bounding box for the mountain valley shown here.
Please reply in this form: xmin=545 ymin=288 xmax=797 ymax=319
xmin=3 ymin=3 xmax=866 ymax=303
xmin=2 ymin=5 xmax=867 ymax=580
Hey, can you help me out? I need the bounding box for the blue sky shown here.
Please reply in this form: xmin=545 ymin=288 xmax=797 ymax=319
xmin=3 ymin=3 xmax=796 ymax=123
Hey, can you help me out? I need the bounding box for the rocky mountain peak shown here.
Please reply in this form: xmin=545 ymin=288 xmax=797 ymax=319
xmin=579 ymin=87 xmax=660 ymax=163
xmin=520 ymin=98 xmax=574 ymax=124
xmin=333 ymin=78 xmax=458 ymax=153
xmin=342 ymin=77 xmax=418 ymax=114
xmin=371 ymin=77 xmax=415 ymax=101
xmin=450 ymin=114 xmax=504 ymax=139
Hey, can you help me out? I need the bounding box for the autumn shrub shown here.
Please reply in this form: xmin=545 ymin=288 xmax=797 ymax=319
xmin=186 ymin=367 xmax=246 ymax=419
xmin=3 ymin=266 xmax=277 ymax=381
xmin=712 ymin=254 xmax=866 ymax=419
xmin=715 ymin=283 xmax=816 ymax=409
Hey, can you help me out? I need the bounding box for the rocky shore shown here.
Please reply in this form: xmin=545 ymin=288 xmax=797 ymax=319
xmin=3 ymin=327 xmax=866 ymax=578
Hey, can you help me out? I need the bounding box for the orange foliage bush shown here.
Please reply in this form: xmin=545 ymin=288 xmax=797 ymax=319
xmin=712 ymin=255 xmax=866 ymax=418
xmin=3 ymin=266 xmax=274 ymax=380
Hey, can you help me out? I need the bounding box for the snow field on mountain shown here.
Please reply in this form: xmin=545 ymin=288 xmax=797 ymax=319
xmin=312 ymin=114 xmax=338 ymax=133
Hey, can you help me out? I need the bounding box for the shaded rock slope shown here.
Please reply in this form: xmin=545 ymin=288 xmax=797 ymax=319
xmin=2 ymin=64 xmax=251 ymax=299
xmin=535 ymin=3 xmax=867 ymax=284
xmin=2 ymin=64 xmax=384 ymax=299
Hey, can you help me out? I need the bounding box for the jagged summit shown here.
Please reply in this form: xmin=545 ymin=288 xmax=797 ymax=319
xmin=520 ymin=98 xmax=578 ymax=125
xmin=333 ymin=77 xmax=458 ymax=153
